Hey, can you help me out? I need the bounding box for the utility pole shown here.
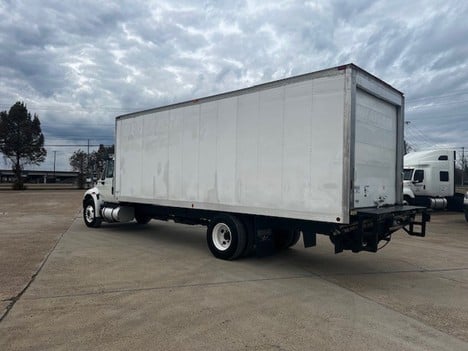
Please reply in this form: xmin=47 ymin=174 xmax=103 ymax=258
xmin=462 ymin=147 xmax=465 ymax=186
xmin=53 ymin=150 xmax=56 ymax=180
xmin=87 ymin=139 xmax=90 ymax=184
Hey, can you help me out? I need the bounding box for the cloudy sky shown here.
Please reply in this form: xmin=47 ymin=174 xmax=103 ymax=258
xmin=1 ymin=0 xmax=467 ymax=171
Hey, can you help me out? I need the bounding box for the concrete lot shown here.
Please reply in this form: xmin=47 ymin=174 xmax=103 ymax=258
xmin=0 ymin=190 xmax=83 ymax=319
xmin=0 ymin=191 xmax=467 ymax=350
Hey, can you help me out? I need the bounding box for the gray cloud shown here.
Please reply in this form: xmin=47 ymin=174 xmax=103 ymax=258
xmin=0 ymin=0 xmax=467 ymax=171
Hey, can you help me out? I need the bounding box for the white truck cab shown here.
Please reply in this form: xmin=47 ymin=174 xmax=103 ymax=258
xmin=403 ymin=149 xmax=455 ymax=209
xmin=83 ymin=158 xmax=140 ymax=227
xmin=464 ymin=192 xmax=468 ymax=222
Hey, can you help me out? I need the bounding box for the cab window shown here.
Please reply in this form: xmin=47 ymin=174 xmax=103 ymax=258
xmin=414 ymin=169 xmax=424 ymax=183
xmin=403 ymin=169 xmax=413 ymax=181
xmin=100 ymin=159 xmax=114 ymax=180
xmin=106 ymin=160 xmax=114 ymax=178
xmin=440 ymin=171 xmax=449 ymax=182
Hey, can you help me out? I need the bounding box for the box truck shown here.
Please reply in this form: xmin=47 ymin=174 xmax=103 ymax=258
xmin=83 ymin=64 xmax=429 ymax=260
xmin=403 ymin=149 xmax=465 ymax=210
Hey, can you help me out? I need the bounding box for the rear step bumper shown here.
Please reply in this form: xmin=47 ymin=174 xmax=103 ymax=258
xmin=332 ymin=205 xmax=430 ymax=254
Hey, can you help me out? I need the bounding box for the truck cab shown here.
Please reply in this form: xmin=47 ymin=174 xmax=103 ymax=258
xmin=464 ymin=192 xmax=468 ymax=222
xmin=97 ymin=158 xmax=115 ymax=202
xmin=403 ymin=150 xmax=455 ymax=208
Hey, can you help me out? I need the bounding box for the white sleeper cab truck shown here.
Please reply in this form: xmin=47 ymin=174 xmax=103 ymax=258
xmin=83 ymin=64 xmax=429 ymax=260
xmin=403 ymin=149 xmax=464 ymax=210
xmin=464 ymin=192 xmax=468 ymax=222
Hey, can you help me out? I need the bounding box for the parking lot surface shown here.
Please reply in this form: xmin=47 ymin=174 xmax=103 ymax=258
xmin=0 ymin=191 xmax=467 ymax=350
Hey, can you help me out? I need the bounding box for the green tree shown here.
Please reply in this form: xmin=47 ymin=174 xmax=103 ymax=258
xmin=69 ymin=149 xmax=88 ymax=189
xmin=92 ymin=144 xmax=114 ymax=178
xmin=0 ymin=102 xmax=47 ymax=189
xmin=69 ymin=145 xmax=114 ymax=189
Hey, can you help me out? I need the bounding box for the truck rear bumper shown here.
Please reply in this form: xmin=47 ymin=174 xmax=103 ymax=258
xmin=332 ymin=205 xmax=430 ymax=254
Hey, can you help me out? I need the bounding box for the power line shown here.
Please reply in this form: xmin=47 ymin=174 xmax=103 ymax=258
xmin=44 ymin=144 xmax=112 ymax=147
xmin=44 ymin=136 xmax=114 ymax=140
xmin=406 ymin=88 xmax=468 ymax=103
xmin=0 ymin=103 xmax=148 ymax=114
xmin=41 ymin=122 xmax=114 ymax=126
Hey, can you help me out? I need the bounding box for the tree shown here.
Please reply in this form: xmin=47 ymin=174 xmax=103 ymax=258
xmin=0 ymin=102 xmax=47 ymax=189
xmin=404 ymin=140 xmax=414 ymax=155
xmin=92 ymin=144 xmax=114 ymax=177
xmin=69 ymin=149 xmax=88 ymax=189
xmin=69 ymin=145 xmax=114 ymax=189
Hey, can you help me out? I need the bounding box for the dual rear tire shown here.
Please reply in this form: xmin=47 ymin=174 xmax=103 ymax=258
xmin=273 ymin=229 xmax=301 ymax=250
xmin=207 ymin=214 xmax=301 ymax=260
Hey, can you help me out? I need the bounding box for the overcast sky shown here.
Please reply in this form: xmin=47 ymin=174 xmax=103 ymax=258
xmin=1 ymin=0 xmax=467 ymax=171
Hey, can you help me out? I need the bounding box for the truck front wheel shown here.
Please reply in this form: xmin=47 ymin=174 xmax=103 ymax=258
xmin=403 ymin=195 xmax=413 ymax=205
xmin=83 ymin=198 xmax=102 ymax=228
xmin=207 ymin=214 xmax=247 ymax=260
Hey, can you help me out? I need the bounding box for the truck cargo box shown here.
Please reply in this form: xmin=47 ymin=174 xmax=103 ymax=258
xmin=115 ymin=64 xmax=404 ymax=225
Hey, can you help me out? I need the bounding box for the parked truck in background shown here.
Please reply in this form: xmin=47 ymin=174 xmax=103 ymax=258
xmin=464 ymin=192 xmax=468 ymax=222
xmin=83 ymin=64 xmax=429 ymax=260
xmin=403 ymin=149 xmax=465 ymax=210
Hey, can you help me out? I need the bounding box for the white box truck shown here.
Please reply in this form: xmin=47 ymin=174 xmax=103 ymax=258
xmin=83 ymin=64 xmax=429 ymax=260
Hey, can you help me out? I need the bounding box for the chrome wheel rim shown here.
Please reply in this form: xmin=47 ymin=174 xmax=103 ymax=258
xmin=85 ymin=205 xmax=95 ymax=223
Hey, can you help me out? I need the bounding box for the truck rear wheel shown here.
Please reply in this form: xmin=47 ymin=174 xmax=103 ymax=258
xmin=135 ymin=212 xmax=151 ymax=225
xmin=274 ymin=229 xmax=301 ymax=250
xmin=83 ymin=198 xmax=102 ymax=228
xmin=207 ymin=214 xmax=247 ymax=260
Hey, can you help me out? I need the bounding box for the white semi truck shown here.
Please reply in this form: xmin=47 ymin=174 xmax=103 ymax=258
xmin=464 ymin=192 xmax=468 ymax=222
xmin=403 ymin=149 xmax=464 ymax=210
xmin=83 ymin=64 xmax=429 ymax=260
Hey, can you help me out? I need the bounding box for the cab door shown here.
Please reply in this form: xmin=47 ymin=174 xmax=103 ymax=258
xmin=98 ymin=159 xmax=114 ymax=202
xmin=411 ymin=169 xmax=426 ymax=196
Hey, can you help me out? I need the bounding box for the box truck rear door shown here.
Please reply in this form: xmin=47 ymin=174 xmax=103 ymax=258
xmin=353 ymin=89 xmax=397 ymax=208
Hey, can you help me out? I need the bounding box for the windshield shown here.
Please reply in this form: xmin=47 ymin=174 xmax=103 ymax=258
xmin=403 ymin=168 xmax=414 ymax=181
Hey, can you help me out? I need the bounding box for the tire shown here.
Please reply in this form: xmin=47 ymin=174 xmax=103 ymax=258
xmin=207 ymin=214 xmax=247 ymax=260
xmin=288 ymin=230 xmax=301 ymax=247
xmin=464 ymin=208 xmax=468 ymax=222
xmin=83 ymin=198 xmax=102 ymax=228
xmin=403 ymin=195 xmax=413 ymax=205
xmin=135 ymin=211 xmax=151 ymax=225
xmin=274 ymin=229 xmax=301 ymax=250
